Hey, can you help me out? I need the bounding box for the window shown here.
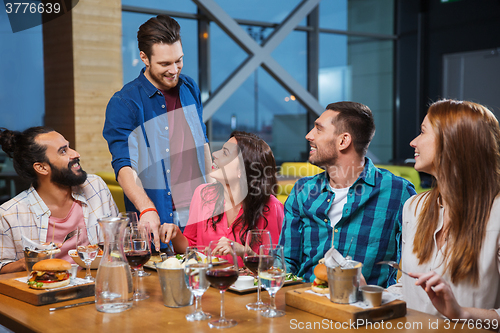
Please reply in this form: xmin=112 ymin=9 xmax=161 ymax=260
xmin=120 ymin=0 xmax=395 ymax=164
xmin=0 ymin=9 xmax=44 ymax=131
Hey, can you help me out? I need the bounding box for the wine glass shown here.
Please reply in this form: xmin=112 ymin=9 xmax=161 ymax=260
xmin=184 ymin=246 xmax=212 ymax=321
xmin=259 ymin=244 xmax=286 ymax=318
xmin=76 ymin=225 xmax=99 ymax=282
xmin=124 ymin=223 xmax=151 ymax=301
xmin=243 ymin=229 xmax=271 ymax=310
xmin=206 ymin=240 xmax=239 ymax=329
xmin=120 ymin=211 xmax=151 ymax=277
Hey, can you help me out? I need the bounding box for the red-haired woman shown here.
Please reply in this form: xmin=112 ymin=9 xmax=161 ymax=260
xmin=402 ymin=99 xmax=500 ymax=325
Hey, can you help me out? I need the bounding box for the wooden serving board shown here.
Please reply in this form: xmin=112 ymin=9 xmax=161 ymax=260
xmin=286 ymin=287 xmax=406 ymax=325
xmin=0 ymin=277 xmax=94 ymax=306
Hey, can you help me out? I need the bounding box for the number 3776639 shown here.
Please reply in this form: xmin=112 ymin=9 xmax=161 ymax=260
xmin=5 ymin=2 xmax=61 ymax=14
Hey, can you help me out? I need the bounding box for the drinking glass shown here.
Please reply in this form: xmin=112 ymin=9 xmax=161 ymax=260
xmin=206 ymin=240 xmax=239 ymax=329
xmin=120 ymin=211 xmax=151 ymax=277
xmin=76 ymin=225 xmax=99 ymax=282
xmin=184 ymin=246 xmax=212 ymax=321
xmin=243 ymin=229 xmax=271 ymax=310
xmin=259 ymin=244 xmax=286 ymax=318
xmin=124 ymin=223 xmax=151 ymax=301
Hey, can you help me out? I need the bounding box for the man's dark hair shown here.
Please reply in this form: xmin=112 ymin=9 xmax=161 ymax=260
xmin=0 ymin=126 xmax=54 ymax=187
xmin=137 ymin=15 xmax=181 ymax=59
xmin=325 ymin=101 xmax=375 ymax=156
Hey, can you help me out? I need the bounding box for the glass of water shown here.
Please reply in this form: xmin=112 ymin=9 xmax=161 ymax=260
xmin=184 ymin=246 xmax=212 ymax=321
xmin=76 ymin=225 xmax=99 ymax=282
xmin=258 ymin=244 xmax=286 ymax=318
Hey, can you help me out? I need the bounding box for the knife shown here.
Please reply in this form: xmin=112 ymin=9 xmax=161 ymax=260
xmin=49 ymin=300 xmax=95 ymax=311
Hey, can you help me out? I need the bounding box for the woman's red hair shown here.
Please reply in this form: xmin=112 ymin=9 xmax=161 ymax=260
xmin=413 ymin=100 xmax=500 ymax=285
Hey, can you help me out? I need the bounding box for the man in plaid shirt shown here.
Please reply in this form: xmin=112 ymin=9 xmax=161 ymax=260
xmin=279 ymin=102 xmax=416 ymax=287
xmin=0 ymin=127 xmax=118 ymax=273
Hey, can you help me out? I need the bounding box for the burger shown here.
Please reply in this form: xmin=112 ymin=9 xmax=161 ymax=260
xmin=311 ymin=263 xmax=329 ymax=294
xmin=28 ymin=259 xmax=71 ymax=289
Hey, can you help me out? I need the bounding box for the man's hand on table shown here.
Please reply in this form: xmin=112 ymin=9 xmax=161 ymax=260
xmin=0 ymin=258 xmax=26 ymax=274
xmin=140 ymin=210 xmax=161 ymax=250
xmin=160 ymin=223 xmax=181 ymax=245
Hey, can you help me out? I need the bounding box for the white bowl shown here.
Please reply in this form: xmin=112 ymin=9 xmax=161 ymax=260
xmin=68 ymin=249 xmax=102 ymax=269
xmin=232 ymin=275 xmax=255 ymax=289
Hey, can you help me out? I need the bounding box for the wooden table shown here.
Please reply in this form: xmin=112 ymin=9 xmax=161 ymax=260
xmin=0 ymin=270 xmax=491 ymax=333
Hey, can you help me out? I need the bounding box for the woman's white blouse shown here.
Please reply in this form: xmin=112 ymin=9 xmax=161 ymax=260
xmin=401 ymin=194 xmax=500 ymax=318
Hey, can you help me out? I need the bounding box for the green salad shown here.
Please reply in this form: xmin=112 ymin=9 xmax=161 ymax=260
xmin=253 ymin=273 xmax=300 ymax=286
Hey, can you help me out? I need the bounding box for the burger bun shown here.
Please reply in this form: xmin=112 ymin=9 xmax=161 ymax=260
xmin=311 ymin=263 xmax=329 ymax=294
xmin=32 ymin=258 xmax=71 ymax=272
xmin=313 ymin=263 xmax=328 ymax=281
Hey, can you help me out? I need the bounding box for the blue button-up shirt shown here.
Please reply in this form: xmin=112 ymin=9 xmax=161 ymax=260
xmin=103 ymin=69 xmax=208 ymax=240
xmin=279 ymin=158 xmax=416 ymax=287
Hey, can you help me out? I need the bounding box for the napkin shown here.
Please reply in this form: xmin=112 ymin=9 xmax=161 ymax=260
xmin=22 ymin=235 xmax=59 ymax=253
xmin=324 ymin=247 xmax=347 ymax=268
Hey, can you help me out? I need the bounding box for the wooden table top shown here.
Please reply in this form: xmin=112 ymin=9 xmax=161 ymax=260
xmin=0 ymin=269 xmax=491 ymax=333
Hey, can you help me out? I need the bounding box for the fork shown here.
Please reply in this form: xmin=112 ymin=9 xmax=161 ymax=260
xmin=61 ymin=230 xmax=78 ymax=245
xmin=181 ymin=248 xmax=199 ymax=264
xmin=376 ymin=260 xmax=412 ymax=277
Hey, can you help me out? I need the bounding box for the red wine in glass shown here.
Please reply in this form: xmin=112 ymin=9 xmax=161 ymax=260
xmin=244 ymin=255 xmax=273 ymax=275
xmin=125 ymin=250 xmax=151 ymax=269
xmin=243 ymin=256 xmax=259 ymax=275
xmin=206 ymin=270 xmax=238 ymax=290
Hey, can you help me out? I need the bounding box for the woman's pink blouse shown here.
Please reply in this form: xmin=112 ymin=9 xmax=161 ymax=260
xmin=183 ymin=184 xmax=284 ymax=266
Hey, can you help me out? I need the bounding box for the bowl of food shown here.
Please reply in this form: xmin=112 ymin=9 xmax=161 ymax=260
xmin=68 ymin=248 xmax=103 ymax=269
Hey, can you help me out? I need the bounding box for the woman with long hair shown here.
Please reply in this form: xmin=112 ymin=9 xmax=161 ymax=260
xmin=401 ymin=99 xmax=500 ymax=323
xmin=160 ymin=131 xmax=283 ymax=260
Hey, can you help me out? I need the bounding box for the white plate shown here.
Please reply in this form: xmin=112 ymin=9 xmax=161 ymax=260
xmin=228 ymin=277 xmax=303 ymax=293
xmin=144 ymin=255 xmax=162 ymax=270
xmin=143 ymin=262 xmax=157 ymax=270
xmin=68 ymin=249 xmax=102 ymax=269
xmin=143 ymin=255 xmax=229 ymax=270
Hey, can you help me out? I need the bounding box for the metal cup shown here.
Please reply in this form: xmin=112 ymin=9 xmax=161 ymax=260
xmin=156 ymin=266 xmax=193 ymax=308
xmin=327 ymin=260 xmax=363 ymax=304
xmin=360 ymin=285 xmax=384 ymax=307
xmin=24 ymin=249 xmax=52 ymax=275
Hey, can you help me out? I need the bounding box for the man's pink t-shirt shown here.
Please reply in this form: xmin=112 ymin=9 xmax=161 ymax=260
xmin=46 ymin=200 xmax=85 ymax=264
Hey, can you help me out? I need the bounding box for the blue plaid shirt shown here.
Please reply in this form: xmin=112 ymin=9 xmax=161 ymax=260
xmin=279 ymin=158 xmax=416 ymax=287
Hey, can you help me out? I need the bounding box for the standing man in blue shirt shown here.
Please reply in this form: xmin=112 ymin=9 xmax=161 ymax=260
xmin=103 ymin=15 xmax=212 ymax=250
xmin=279 ymin=102 xmax=416 ymax=287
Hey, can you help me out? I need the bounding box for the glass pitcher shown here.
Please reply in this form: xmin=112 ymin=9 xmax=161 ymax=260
xmin=95 ymin=216 xmax=133 ymax=313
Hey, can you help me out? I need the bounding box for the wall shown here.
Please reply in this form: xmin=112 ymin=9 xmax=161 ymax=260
xmin=395 ymin=0 xmax=500 ymax=162
xmin=43 ymin=0 xmax=122 ymax=173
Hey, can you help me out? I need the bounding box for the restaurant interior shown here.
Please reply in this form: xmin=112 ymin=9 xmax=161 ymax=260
xmin=0 ymin=0 xmax=499 ymax=332
xmin=1 ymin=0 xmax=500 ymax=202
